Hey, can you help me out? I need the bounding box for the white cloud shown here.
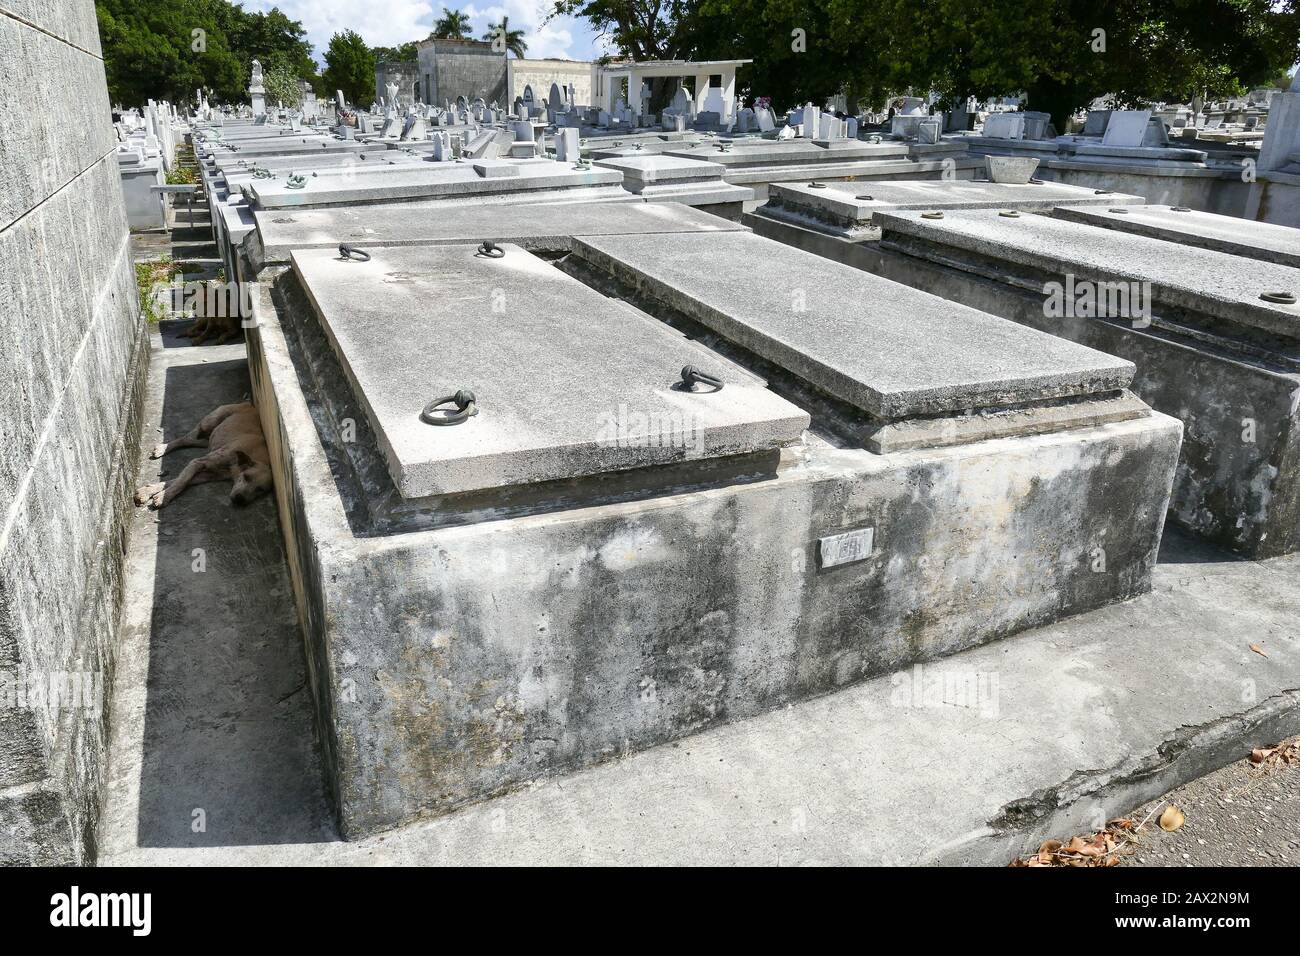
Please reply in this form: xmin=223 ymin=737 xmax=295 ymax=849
xmin=464 ymin=0 xmax=579 ymax=59
xmin=242 ymin=0 xmax=436 ymax=57
xmin=242 ymin=0 xmax=598 ymax=65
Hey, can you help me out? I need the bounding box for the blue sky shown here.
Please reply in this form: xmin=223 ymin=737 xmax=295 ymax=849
xmin=241 ymin=0 xmax=610 ymax=65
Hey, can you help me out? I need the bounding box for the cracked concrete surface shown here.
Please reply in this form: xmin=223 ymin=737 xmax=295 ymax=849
xmin=97 ymin=234 xmax=1300 ymax=864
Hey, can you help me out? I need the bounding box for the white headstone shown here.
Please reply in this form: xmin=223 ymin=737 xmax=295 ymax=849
xmin=983 ymin=113 xmax=1025 ymax=139
xmin=802 ymin=102 xmax=820 ymax=139
xmin=1101 ymin=110 xmax=1153 ymax=147
xmin=555 ymin=127 xmax=580 ymax=162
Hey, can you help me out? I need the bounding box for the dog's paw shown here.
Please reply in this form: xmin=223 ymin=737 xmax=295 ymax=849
xmin=150 ymin=442 xmax=168 ymax=459
xmin=134 ymin=482 xmax=165 ymax=506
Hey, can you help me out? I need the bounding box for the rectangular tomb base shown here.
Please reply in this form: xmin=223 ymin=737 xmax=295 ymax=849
xmin=867 ymin=208 xmax=1300 ymax=557
xmin=247 ymin=238 xmax=1181 ymax=839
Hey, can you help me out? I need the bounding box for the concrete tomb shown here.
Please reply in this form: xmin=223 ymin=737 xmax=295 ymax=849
xmin=247 ymin=203 xmax=1178 ymax=836
xmin=748 ymin=178 xmax=1145 ymax=244
xmin=659 ymin=138 xmax=982 ymax=203
xmin=1053 ymin=203 xmax=1300 ymax=268
xmin=869 ymin=207 xmax=1300 ymax=556
xmin=593 ymin=155 xmax=753 ymax=214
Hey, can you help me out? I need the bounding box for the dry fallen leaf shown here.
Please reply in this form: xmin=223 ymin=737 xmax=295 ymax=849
xmin=1010 ymin=818 xmax=1139 ymax=867
xmin=1249 ymin=740 xmax=1299 ymax=771
xmin=1249 ymin=643 xmax=1268 ymax=658
xmin=1158 ymin=805 xmax=1186 ymax=832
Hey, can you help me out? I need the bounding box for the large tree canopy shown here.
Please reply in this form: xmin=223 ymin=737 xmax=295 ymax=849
xmin=96 ymin=0 xmax=319 ymax=107
xmin=322 ymin=29 xmax=376 ymax=107
xmin=553 ymin=0 xmax=1300 ymax=126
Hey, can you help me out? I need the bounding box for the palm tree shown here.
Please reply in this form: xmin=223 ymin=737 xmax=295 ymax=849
xmin=482 ymin=16 xmax=527 ymax=58
xmin=433 ymin=9 xmax=471 ymax=39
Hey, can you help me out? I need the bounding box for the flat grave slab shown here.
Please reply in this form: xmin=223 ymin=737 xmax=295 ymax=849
xmin=1053 ymin=203 xmax=1300 ymax=268
xmin=664 ymin=140 xmax=908 ymax=167
xmin=291 ymin=243 xmax=808 ymax=497
xmin=773 ymin=179 xmax=1142 ymax=219
xmin=594 ymin=154 xmax=727 ymax=183
xmin=759 ymin=179 xmax=1144 ymax=236
xmin=204 ymin=138 xmax=372 ymax=160
xmin=251 ymin=200 xmax=745 ymax=267
xmin=249 ymin=159 xmax=623 ymax=208
xmin=214 ymin=149 xmax=426 ymax=177
xmin=591 ymin=155 xmax=753 ymax=205
xmin=572 ymin=230 xmax=1133 ymax=419
xmin=873 ymin=208 xmax=1300 ymax=340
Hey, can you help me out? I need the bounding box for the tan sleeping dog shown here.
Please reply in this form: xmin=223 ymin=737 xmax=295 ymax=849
xmin=179 ymin=281 xmax=242 ymax=345
xmin=135 ymin=402 xmax=273 ymax=510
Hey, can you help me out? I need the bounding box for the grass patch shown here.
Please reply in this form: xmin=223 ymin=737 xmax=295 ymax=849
xmin=135 ymin=256 xmax=183 ymax=324
xmin=165 ymin=164 xmax=199 ymax=186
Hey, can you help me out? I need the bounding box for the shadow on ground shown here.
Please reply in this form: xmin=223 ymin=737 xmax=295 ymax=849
xmin=133 ymin=355 xmax=335 ymax=848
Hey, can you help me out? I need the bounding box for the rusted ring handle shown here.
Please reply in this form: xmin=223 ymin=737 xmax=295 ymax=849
xmin=338 ymin=245 xmax=371 ymax=261
xmin=421 ymin=389 xmax=478 ymax=425
xmin=477 ymin=240 xmax=505 ymax=259
xmin=681 ymin=365 xmax=724 ymax=392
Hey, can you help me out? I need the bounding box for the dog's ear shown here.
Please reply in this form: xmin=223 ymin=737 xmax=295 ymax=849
xmin=233 ymin=450 xmax=255 ymax=470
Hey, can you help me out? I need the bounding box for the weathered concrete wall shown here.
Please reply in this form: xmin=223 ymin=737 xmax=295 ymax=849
xmin=0 ymin=0 xmax=146 ymax=864
xmin=417 ymin=39 xmax=506 ymax=107
xmin=374 ymin=61 xmax=420 ymax=108
xmin=507 ymin=58 xmax=594 ymax=108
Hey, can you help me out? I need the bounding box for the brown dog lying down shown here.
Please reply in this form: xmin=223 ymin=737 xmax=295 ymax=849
xmin=179 ymin=281 xmax=241 ymax=345
xmin=180 ymin=311 xmax=240 ymax=345
xmin=135 ymin=402 xmax=272 ymax=510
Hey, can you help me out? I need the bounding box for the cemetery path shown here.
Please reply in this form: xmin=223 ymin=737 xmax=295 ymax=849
xmin=97 ymin=325 xmax=336 ymax=855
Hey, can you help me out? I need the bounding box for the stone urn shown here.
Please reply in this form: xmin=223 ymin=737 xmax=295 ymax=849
xmin=985 ymin=155 xmax=1040 ymax=184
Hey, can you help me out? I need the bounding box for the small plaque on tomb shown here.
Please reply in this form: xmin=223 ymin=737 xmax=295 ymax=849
xmin=818 ymin=527 xmax=875 ymax=568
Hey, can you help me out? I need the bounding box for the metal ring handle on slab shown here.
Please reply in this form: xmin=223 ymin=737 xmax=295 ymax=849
xmin=680 ymin=365 xmax=724 ymax=392
xmin=338 ymin=244 xmax=371 ymax=261
xmin=476 ymin=241 xmax=505 ymax=259
xmin=421 ymin=389 xmax=478 ymax=425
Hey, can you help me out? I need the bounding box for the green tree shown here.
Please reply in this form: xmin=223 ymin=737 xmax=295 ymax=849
xmin=262 ymin=60 xmax=303 ymax=107
xmin=322 ymin=29 xmax=376 ymax=106
xmin=554 ymin=0 xmax=1300 ymax=125
xmin=434 ymin=8 xmax=472 ymax=39
xmin=372 ymin=41 xmax=421 ymax=62
xmin=95 ymin=0 xmax=319 ymax=106
xmin=483 ymin=16 xmax=527 ymax=57
xmin=815 ymin=0 xmax=1300 ymax=128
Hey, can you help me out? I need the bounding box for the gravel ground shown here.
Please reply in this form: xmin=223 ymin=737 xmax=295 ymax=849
xmin=1120 ymin=736 xmax=1298 ymax=866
